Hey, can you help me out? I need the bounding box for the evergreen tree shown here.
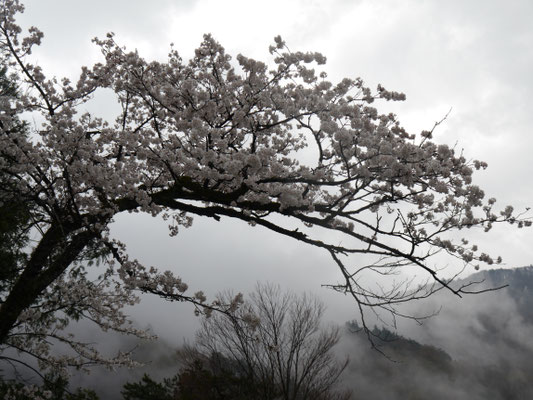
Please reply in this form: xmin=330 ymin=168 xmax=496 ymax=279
xmin=0 ymin=65 xmax=32 ymax=293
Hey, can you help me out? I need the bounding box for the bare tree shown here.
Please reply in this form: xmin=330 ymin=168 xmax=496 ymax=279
xmin=181 ymin=283 xmax=350 ymax=400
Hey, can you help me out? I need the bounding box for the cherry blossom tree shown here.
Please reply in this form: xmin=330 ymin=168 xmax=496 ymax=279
xmin=0 ymin=0 xmax=529 ymax=376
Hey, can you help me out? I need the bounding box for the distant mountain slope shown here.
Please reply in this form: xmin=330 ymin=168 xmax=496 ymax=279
xmin=461 ymin=265 xmax=533 ymax=323
xmin=343 ymin=265 xmax=533 ymax=400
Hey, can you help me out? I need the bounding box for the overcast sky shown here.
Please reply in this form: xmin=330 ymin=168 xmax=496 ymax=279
xmin=14 ymin=0 xmax=533 ymax=344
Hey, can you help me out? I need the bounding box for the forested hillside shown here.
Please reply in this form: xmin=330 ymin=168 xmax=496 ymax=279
xmin=341 ymin=266 xmax=533 ymax=400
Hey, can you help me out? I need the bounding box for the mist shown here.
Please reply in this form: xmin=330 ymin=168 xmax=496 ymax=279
xmin=337 ymin=267 xmax=533 ymax=399
xmin=36 ymin=267 xmax=529 ymax=400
